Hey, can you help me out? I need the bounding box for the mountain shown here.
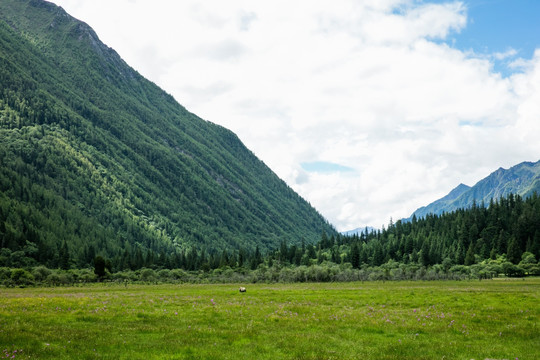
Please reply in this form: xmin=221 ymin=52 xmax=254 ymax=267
xmin=0 ymin=0 xmax=334 ymax=269
xmin=410 ymin=183 xmax=471 ymax=220
xmin=409 ymin=160 xmax=540 ymax=220
xmin=341 ymin=226 xmax=376 ymax=237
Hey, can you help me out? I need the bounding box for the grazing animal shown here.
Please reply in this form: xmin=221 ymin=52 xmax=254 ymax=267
xmin=239 ymin=287 xmax=246 ymax=293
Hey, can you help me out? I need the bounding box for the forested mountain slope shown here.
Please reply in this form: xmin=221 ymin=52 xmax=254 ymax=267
xmin=0 ymin=0 xmax=334 ymax=269
xmin=410 ymin=160 xmax=540 ymax=220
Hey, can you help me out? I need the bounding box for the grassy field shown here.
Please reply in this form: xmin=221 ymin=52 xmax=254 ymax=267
xmin=0 ymin=279 xmax=538 ymax=359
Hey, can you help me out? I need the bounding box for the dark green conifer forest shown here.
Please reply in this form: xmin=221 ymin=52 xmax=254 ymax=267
xmin=0 ymin=0 xmax=334 ymax=275
xmin=1 ymin=1 xmax=539 ymax=286
xmin=318 ymin=194 xmax=540 ymax=275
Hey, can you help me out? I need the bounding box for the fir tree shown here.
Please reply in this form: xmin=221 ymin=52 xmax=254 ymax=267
xmin=350 ymin=243 xmax=360 ymax=269
xmin=59 ymin=240 xmax=70 ymax=270
xmin=507 ymin=236 xmax=522 ymax=264
xmin=94 ymin=255 xmax=106 ymax=279
xmin=464 ymin=243 xmax=475 ymax=266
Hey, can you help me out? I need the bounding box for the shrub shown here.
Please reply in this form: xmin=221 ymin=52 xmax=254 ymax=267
xmin=158 ymin=269 xmax=172 ymax=281
xmin=78 ymin=269 xmax=98 ymax=283
xmin=94 ymin=256 xmax=107 ymax=279
xmin=0 ymin=267 xmax=11 ymax=281
xmin=10 ymin=268 xmax=35 ymax=287
xmin=139 ymin=268 xmax=157 ymax=282
xmin=46 ymin=272 xmax=62 ymax=286
xmin=449 ymin=265 xmax=470 ymax=276
xmin=502 ymin=262 xmax=526 ymax=277
xmin=32 ymin=266 xmax=52 ymax=282
xmin=112 ymin=270 xmax=136 ymax=283
xmin=57 ymin=272 xmax=74 ymax=285
xmin=169 ymin=269 xmax=189 ymax=281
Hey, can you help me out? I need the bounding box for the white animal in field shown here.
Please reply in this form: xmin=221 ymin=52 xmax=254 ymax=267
xmin=239 ymin=287 xmax=246 ymax=293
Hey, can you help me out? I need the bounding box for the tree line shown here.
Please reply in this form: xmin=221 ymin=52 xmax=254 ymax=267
xmin=2 ymin=192 xmax=539 ymax=286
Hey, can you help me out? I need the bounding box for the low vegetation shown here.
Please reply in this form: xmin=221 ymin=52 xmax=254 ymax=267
xmin=0 ymin=279 xmax=538 ymax=359
xmin=0 ymin=251 xmax=537 ymax=288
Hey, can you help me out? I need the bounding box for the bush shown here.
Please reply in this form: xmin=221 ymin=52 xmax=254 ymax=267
xmin=519 ymin=252 xmax=539 ymax=275
xmin=112 ymin=270 xmax=136 ymax=283
xmin=526 ymin=265 xmax=540 ymax=276
xmin=46 ymin=272 xmax=62 ymax=286
xmin=57 ymin=272 xmax=74 ymax=285
xmin=32 ymin=266 xmax=52 ymax=282
xmin=502 ymin=262 xmax=526 ymax=277
xmin=139 ymin=268 xmax=157 ymax=282
xmin=449 ymin=265 xmax=470 ymax=276
xmin=169 ymin=269 xmax=189 ymax=282
xmin=279 ymin=267 xmax=295 ymax=282
xmin=77 ymin=269 xmax=98 ymax=283
xmin=10 ymin=268 xmax=35 ymax=287
xmin=0 ymin=267 xmax=11 ymax=281
xmin=306 ymin=265 xmax=331 ymax=282
xmin=158 ymin=269 xmax=172 ymax=281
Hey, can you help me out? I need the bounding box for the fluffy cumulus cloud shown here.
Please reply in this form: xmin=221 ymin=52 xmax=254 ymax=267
xmin=52 ymin=0 xmax=540 ymax=231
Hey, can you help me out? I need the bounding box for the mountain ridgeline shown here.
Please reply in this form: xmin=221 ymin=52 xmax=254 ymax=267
xmin=0 ymin=0 xmax=334 ymax=269
xmin=409 ymin=160 xmax=540 ymax=220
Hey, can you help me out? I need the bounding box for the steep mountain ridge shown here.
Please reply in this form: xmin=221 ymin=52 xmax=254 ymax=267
xmin=411 ymin=183 xmax=471 ymax=220
xmin=0 ymin=0 xmax=334 ymax=269
xmin=409 ymin=160 xmax=540 ymax=219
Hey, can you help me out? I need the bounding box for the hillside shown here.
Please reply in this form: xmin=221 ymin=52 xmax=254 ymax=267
xmin=409 ymin=160 xmax=540 ymax=220
xmin=0 ymin=0 xmax=334 ymax=269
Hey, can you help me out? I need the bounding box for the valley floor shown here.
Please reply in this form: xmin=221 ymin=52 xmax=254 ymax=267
xmin=1 ymin=279 xmax=539 ymax=359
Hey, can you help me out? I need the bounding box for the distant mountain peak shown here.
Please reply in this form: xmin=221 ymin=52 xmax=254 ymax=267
xmin=409 ymin=160 xmax=540 ymax=219
xmin=445 ymin=183 xmax=471 ymax=201
xmin=341 ymin=226 xmax=376 ymax=236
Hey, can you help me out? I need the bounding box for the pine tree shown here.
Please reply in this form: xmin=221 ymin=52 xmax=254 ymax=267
xmin=359 ymin=245 xmax=369 ymax=265
xmin=294 ymin=247 xmax=302 ymax=265
xmin=279 ymin=240 xmax=288 ymax=262
xmin=455 ymin=243 xmax=466 ymax=265
xmin=321 ymin=231 xmax=330 ymax=248
xmin=59 ymin=240 xmax=70 ymax=270
xmin=251 ymin=245 xmax=262 ymax=270
xmin=531 ymin=230 xmax=540 ymax=259
xmin=489 ymin=247 xmax=497 ymax=260
xmin=238 ymin=249 xmax=245 ymax=268
xmin=331 ymin=246 xmax=339 ymax=263
xmin=307 ymin=245 xmax=317 ymax=259
xmin=372 ymin=243 xmax=384 ymax=266
xmin=507 ymin=236 xmax=522 ymax=264
xmin=350 ymin=243 xmax=360 ymax=269
xmin=420 ymin=240 xmax=430 ymax=266
xmin=94 ymin=255 xmax=106 ymax=279
xmin=464 ymin=243 xmax=475 ymax=266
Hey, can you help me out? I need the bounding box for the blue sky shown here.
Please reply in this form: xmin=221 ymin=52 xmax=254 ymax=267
xmin=52 ymin=0 xmax=540 ymax=231
xmin=301 ymin=162 xmax=354 ymax=173
xmin=442 ymin=0 xmax=540 ymax=75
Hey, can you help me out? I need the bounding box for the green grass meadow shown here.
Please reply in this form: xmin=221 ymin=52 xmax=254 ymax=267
xmin=1 ymin=279 xmax=538 ymax=359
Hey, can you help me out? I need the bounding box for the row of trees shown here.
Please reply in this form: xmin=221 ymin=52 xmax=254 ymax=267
xmin=337 ymin=193 xmax=540 ymax=268
xmin=2 ymin=252 xmax=536 ymax=288
xmin=2 ymin=192 xmax=540 ymax=287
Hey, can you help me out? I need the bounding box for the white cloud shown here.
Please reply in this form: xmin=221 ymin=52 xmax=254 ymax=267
xmin=52 ymin=0 xmax=540 ymax=231
xmin=493 ymin=48 xmax=518 ymax=61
